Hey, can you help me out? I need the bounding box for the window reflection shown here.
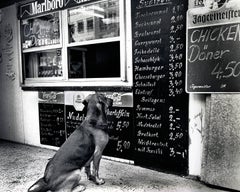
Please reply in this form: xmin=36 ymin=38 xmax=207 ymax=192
xmin=21 ymin=12 xmax=60 ymax=49
xmin=68 ymin=0 xmax=119 ymax=43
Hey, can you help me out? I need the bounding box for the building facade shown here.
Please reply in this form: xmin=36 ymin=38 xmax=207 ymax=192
xmin=0 ymin=0 xmax=239 ymax=191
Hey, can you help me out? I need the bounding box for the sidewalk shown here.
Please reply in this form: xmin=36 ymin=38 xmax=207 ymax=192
xmin=0 ymin=140 xmax=231 ymax=192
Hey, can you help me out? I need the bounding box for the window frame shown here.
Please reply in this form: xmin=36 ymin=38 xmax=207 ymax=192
xmin=20 ymin=11 xmax=63 ymax=83
xmin=18 ymin=0 xmax=132 ymax=88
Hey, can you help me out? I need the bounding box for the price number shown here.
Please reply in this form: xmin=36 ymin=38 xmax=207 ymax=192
xmin=169 ymin=36 xmax=182 ymax=44
xmin=170 ymin=15 xmax=184 ymax=23
xmin=170 ymin=24 xmax=184 ymax=34
xmin=172 ymin=4 xmax=185 ymax=13
xmin=169 ymin=132 xmax=183 ymax=141
xmin=169 ymin=80 xmax=183 ymax=88
xmin=169 ymin=106 xmax=180 ymax=114
xmin=169 ymin=71 xmax=182 ymax=79
xmin=169 ymin=147 xmax=186 ymax=158
xmin=116 ymin=121 xmax=130 ymax=131
xmin=211 ymin=61 xmax=240 ymax=80
xmin=56 ymin=117 xmax=64 ymax=125
xmin=169 ymin=53 xmax=183 ymax=62
xmin=116 ymin=140 xmax=131 ymax=152
xmin=170 ymin=43 xmax=184 ymax=52
xmin=169 ymin=123 xmax=181 ymax=131
xmin=170 ymin=62 xmax=183 ymax=71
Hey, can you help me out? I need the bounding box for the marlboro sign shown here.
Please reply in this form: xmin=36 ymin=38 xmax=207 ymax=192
xmin=18 ymin=0 xmax=97 ymax=19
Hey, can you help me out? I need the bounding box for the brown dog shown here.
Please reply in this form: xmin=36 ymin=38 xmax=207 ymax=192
xmin=28 ymin=93 xmax=113 ymax=192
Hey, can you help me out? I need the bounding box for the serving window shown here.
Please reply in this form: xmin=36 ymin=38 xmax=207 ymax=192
xmin=23 ymin=49 xmax=62 ymax=78
xmin=21 ymin=11 xmax=63 ymax=82
xmin=19 ymin=0 xmax=131 ymax=88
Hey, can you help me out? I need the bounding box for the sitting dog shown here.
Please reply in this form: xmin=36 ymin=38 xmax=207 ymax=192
xmin=28 ymin=93 xmax=113 ymax=192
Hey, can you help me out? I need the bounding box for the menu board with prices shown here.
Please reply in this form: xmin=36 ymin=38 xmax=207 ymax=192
xmin=103 ymin=106 xmax=134 ymax=160
xmin=39 ymin=91 xmax=65 ymax=147
xmin=187 ymin=1 xmax=240 ymax=92
xmin=132 ymin=0 xmax=189 ymax=174
xmin=65 ymin=105 xmax=86 ymax=137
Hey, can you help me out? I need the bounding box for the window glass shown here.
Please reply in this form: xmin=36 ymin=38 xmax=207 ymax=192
xmin=21 ymin=12 xmax=60 ymax=49
xmin=24 ymin=49 xmax=62 ymax=78
xmin=68 ymin=0 xmax=119 ymax=43
xmin=68 ymin=42 xmax=120 ymax=78
xmin=77 ymin=21 xmax=84 ymax=33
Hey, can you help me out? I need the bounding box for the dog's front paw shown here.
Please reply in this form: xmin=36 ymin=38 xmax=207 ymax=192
xmin=87 ymin=175 xmax=95 ymax=181
xmin=95 ymin=178 xmax=105 ymax=185
xmin=88 ymin=175 xmax=105 ymax=185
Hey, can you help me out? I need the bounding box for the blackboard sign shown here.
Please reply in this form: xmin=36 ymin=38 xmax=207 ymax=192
xmin=39 ymin=92 xmax=65 ymax=147
xmin=66 ymin=105 xmax=86 ymax=137
xmin=187 ymin=18 xmax=240 ymax=92
xmin=132 ymin=0 xmax=189 ymax=174
xmin=39 ymin=103 xmax=65 ymax=147
xmin=104 ymin=106 xmax=134 ymax=160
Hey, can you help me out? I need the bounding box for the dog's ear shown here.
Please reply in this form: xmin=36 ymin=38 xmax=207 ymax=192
xmin=107 ymin=98 xmax=113 ymax=107
xmin=83 ymin=94 xmax=93 ymax=106
xmin=98 ymin=94 xmax=113 ymax=107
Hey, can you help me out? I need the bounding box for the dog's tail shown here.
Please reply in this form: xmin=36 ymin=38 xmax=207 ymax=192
xmin=28 ymin=177 xmax=49 ymax=192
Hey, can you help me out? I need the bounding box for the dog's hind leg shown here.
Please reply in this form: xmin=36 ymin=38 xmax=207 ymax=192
xmin=54 ymin=169 xmax=85 ymax=192
xmin=72 ymin=185 xmax=86 ymax=192
xmin=28 ymin=178 xmax=49 ymax=192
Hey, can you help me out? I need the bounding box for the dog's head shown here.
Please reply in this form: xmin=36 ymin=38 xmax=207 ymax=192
xmin=83 ymin=93 xmax=113 ymax=127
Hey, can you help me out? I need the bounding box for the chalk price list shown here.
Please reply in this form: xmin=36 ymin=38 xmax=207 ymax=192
xmin=108 ymin=120 xmax=131 ymax=153
xmin=168 ymin=3 xmax=185 ymax=97
xmin=168 ymin=106 xmax=186 ymax=159
xmin=39 ymin=103 xmax=65 ymax=146
xmin=167 ymin=3 xmax=187 ymax=160
xmin=105 ymin=107 xmax=133 ymax=158
xmin=187 ymin=21 xmax=240 ymax=91
xmin=132 ymin=0 xmax=188 ymax=172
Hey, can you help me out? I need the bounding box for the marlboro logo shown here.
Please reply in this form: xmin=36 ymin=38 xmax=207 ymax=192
xmin=20 ymin=0 xmax=64 ymax=18
xmin=31 ymin=0 xmax=64 ymax=14
xmin=19 ymin=0 xmax=95 ymax=19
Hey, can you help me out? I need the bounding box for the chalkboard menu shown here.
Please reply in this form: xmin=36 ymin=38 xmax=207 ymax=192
xmin=187 ymin=3 xmax=240 ymax=92
xmin=66 ymin=105 xmax=86 ymax=137
xmin=132 ymin=0 xmax=189 ymax=174
xmin=39 ymin=92 xmax=65 ymax=147
xmin=104 ymin=106 xmax=133 ymax=160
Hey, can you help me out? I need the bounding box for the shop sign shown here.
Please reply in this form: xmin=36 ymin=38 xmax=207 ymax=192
xmin=39 ymin=91 xmax=64 ymax=104
xmin=101 ymin=92 xmax=133 ymax=108
xmin=186 ymin=0 xmax=240 ymax=92
xmin=188 ymin=0 xmax=240 ymax=27
xmin=18 ymin=0 xmax=97 ymax=19
xmin=73 ymin=92 xmax=86 ymax=111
